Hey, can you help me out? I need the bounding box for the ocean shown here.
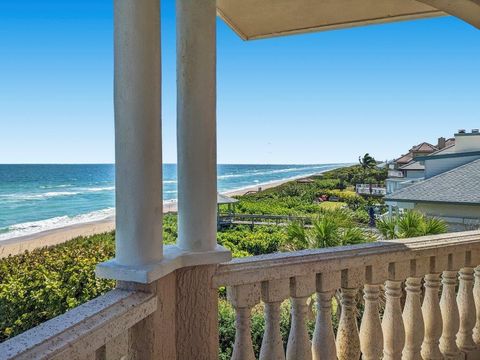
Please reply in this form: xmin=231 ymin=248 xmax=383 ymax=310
xmin=0 ymin=163 xmax=343 ymax=240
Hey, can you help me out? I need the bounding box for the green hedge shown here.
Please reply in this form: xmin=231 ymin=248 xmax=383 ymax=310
xmin=0 ymin=232 xmax=116 ymax=341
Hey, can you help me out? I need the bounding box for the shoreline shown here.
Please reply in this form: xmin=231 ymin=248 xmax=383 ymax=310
xmin=0 ymin=169 xmax=336 ymax=258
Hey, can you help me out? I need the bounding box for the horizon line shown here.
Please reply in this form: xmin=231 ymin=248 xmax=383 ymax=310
xmin=0 ymin=162 xmax=355 ymax=166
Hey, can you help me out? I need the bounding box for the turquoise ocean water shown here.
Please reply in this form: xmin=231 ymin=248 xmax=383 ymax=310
xmin=0 ymin=163 xmax=343 ymax=240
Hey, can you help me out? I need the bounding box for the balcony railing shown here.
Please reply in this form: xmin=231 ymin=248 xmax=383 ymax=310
xmin=0 ymin=289 xmax=156 ymax=359
xmin=388 ymin=170 xmax=404 ymax=178
xmin=2 ymin=231 xmax=480 ymax=359
xmin=356 ymin=184 xmax=387 ymax=196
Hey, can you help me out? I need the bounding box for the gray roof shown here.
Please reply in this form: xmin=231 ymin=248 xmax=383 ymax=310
xmin=217 ymin=193 xmax=239 ymax=204
xmin=398 ymin=161 xmax=424 ymax=171
xmin=386 ymin=159 xmax=480 ymax=205
xmin=427 ymin=143 xmax=456 ymax=156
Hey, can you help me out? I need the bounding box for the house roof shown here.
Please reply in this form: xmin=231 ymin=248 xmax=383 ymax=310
xmin=386 ymin=159 xmax=480 ymax=205
xmin=395 ymin=153 xmax=413 ymax=164
xmin=445 ymin=138 xmax=456 ymax=148
xmin=428 ymin=143 xmax=456 ymax=156
xmin=395 ymin=142 xmax=439 ymax=165
xmin=399 ymin=161 xmax=424 ymax=171
xmin=216 ymin=0 xmax=446 ymax=40
xmin=411 ymin=142 xmax=438 ymax=153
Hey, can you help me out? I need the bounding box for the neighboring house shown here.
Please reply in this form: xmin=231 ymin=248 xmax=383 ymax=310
xmin=386 ymin=129 xmax=480 ymax=230
xmin=391 ymin=142 xmax=439 ymax=170
xmin=386 ymin=136 xmax=455 ymax=194
xmin=398 ymin=161 xmax=425 ymax=179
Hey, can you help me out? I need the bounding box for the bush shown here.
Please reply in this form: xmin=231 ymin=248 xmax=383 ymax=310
xmin=376 ymin=211 xmax=448 ymax=239
xmin=0 ymin=232 xmax=116 ymax=341
xmin=321 ymin=165 xmax=387 ymax=186
xmin=217 ymin=226 xmax=287 ymax=256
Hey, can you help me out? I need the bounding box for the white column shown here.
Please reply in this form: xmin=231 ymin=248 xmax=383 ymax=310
xmin=177 ymin=0 xmax=217 ymax=252
xmin=114 ymin=0 xmax=163 ymax=266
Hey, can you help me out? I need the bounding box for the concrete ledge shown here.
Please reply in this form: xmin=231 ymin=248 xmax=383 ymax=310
xmin=0 ymin=289 xmax=156 ymax=359
xmin=96 ymin=244 xmax=232 ymax=283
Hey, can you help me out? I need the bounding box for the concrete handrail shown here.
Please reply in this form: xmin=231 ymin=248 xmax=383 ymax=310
xmin=0 ymin=289 xmax=156 ymax=360
xmin=216 ymin=230 xmax=480 ymax=359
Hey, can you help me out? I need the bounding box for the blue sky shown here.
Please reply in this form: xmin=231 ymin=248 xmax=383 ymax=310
xmin=0 ymin=1 xmax=479 ymax=164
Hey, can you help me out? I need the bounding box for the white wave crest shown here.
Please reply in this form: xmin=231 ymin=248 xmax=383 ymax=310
xmin=78 ymin=186 xmax=115 ymax=192
xmin=0 ymin=186 xmax=115 ymax=201
xmin=0 ymin=191 xmax=80 ymax=201
xmin=217 ymin=165 xmax=328 ymax=180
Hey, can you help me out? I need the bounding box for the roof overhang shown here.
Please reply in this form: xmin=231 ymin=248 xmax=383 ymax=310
xmin=217 ymin=0 xmax=480 ymax=41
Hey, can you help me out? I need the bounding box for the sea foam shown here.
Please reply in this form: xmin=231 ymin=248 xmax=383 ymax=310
xmin=0 ymin=208 xmax=115 ymax=241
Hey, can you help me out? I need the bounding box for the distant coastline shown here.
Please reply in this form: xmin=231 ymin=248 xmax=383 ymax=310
xmin=0 ymin=166 xmax=344 ymax=257
xmin=0 ymin=164 xmax=345 ymax=242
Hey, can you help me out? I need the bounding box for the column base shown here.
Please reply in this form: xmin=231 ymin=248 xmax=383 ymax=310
xmin=96 ymin=244 xmax=231 ymax=283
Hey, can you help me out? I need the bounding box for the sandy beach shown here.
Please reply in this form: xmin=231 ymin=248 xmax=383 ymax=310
xmin=1 ymin=172 xmax=324 ymax=258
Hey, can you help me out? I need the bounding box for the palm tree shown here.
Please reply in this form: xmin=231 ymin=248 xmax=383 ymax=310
xmin=308 ymin=217 xmax=340 ymax=248
xmin=340 ymin=227 xmax=372 ymax=245
xmin=419 ymin=217 xmax=448 ymax=236
xmin=284 ymin=221 xmax=308 ymax=251
xmin=358 ymin=153 xmax=377 ymax=170
xmin=377 ymin=211 xmax=448 ymax=239
xmin=376 ymin=216 xmax=397 ymax=239
xmin=358 ymin=153 xmax=377 ymax=187
xmin=397 ymin=210 xmax=424 ymax=238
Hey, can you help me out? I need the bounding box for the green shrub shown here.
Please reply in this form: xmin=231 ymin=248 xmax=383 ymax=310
xmin=376 ymin=211 xmax=448 ymax=239
xmin=0 ymin=232 xmax=116 ymax=341
xmin=377 ymin=216 xmax=397 ymax=239
xmin=217 ymin=226 xmax=287 ymax=256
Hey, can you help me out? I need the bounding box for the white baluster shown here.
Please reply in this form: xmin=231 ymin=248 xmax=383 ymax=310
xmin=474 ymin=267 xmax=480 ymax=345
xmin=228 ymin=283 xmax=261 ymax=360
xmin=286 ymin=275 xmax=315 ymax=360
xmin=312 ymin=271 xmax=340 ymax=360
xmin=337 ymin=287 xmax=361 ymax=360
xmin=337 ymin=268 xmax=363 ymax=360
xmin=360 ymin=284 xmax=383 ymax=360
xmin=382 ymin=280 xmax=405 ymax=360
xmin=421 ymin=273 xmax=443 ymax=360
xmin=440 ymin=270 xmax=462 ymax=359
xmin=260 ymin=279 xmax=289 ymax=360
xmin=403 ymin=277 xmax=424 ymax=360
xmin=457 ymin=267 xmax=480 ymax=358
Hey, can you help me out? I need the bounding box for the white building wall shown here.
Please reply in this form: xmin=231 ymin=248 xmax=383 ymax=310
xmin=424 ymin=154 xmax=480 ymax=178
xmin=415 ymin=203 xmax=480 ymax=231
xmin=404 ymin=170 xmax=425 ymax=179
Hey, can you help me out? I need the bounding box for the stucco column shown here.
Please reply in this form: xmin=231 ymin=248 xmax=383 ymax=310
xmin=177 ymin=0 xmax=217 ymax=252
xmin=114 ymin=0 xmax=163 ymax=266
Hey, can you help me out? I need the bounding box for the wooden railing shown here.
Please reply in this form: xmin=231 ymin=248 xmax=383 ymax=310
xmin=213 ymin=231 xmax=480 ymax=359
xmin=0 ymin=289 xmax=156 ymax=360
xmin=219 ymin=213 xmax=312 ymax=226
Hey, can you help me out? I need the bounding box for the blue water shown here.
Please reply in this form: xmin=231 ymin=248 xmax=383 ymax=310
xmin=0 ymin=163 xmax=343 ymax=239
